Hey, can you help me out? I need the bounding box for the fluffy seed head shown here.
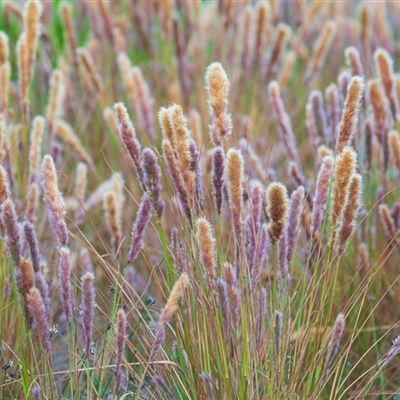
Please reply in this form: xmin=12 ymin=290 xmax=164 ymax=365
xmin=335 ymin=76 xmax=364 ymax=154
xmin=0 ymin=165 xmax=11 ymax=206
xmin=81 ymin=272 xmax=95 ymax=358
xmin=41 ymin=155 xmax=68 ymax=247
xmin=54 ymin=120 xmax=95 ymax=171
xmin=305 ymin=20 xmax=336 ymax=85
xmin=0 ymin=32 xmax=9 ymax=65
xmin=2 ymin=199 xmax=22 ymax=266
xmin=311 ymin=156 xmax=334 ymax=237
xmin=28 ymin=116 xmax=45 ymax=182
xmin=330 ymin=147 xmax=357 ymax=231
xmin=46 ymin=69 xmax=66 ymax=121
xmin=265 ymin=182 xmax=289 ymax=245
xmin=379 ymin=204 xmax=397 ymax=240
xmin=127 ymin=194 xmax=152 ymax=264
xmin=103 ymin=190 xmax=122 ymax=254
xmin=196 ymin=217 xmax=217 ymax=282
xmin=374 ymin=48 xmax=399 ymax=119
xmin=322 ymin=313 xmax=345 ymax=382
xmin=205 ymin=62 xmax=232 ymax=145
xmin=334 ymin=174 xmax=363 ymax=256
xmin=114 ymin=102 xmax=144 ymax=186
xmin=131 ymin=67 xmax=155 ymax=140
xmin=389 ymin=130 xmax=400 ymax=174
xmin=286 ymin=186 xmax=305 ymax=263
xmin=226 ymin=149 xmax=244 ymax=237
xmin=160 ymin=273 xmax=190 ymax=326
xmin=59 ymin=247 xmax=72 ymax=323
xmin=142 ymin=148 xmax=165 ymax=219
xmin=27 ymin=287 xmax=51 ymax=353
xmin=77 ymin=47 xmax=105 ymax=103
xmin=17 ymin=258 xmax=35 ymax=296
xmin=368 ymin=79 xmax=389 ymax=147
xmin=211 ymin=147 xmax=225 ymax=214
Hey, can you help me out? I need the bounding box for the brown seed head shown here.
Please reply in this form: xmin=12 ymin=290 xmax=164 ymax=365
xmin=0 ymin=32 xmax=9 ymax=65
xmin=0 ymin=165 xmax=11 ymax=206
xmin=54 ymin=119 xmax=94 ymax=171
xmin=318 ymin=145 xmax=334 ymax=159
xmin=104 ymin=190 xmax=122 ymax=253
xmin=77 ymin=47 xmax=105 ymax=104
xmin=345 ymin=46 xmax=363 ymax=77
xmin=265 ymin=182 xmax=289 ymax=245
xmin=169 ymin=105 xmax=191 ymax=165
xmin=46 ymin=69 xmax=66 ymax=121
xmin=330 ymin=147 xmax=357 ymax=244
xmin=60 ymin=2 xmax=77 ymax=63
xmin=205 ymin=62 xmax=232 ymax=144
xmin=23 ymin=0 xmax=43 ymax=65
xmin=379 ymin=204 xmax=397 ymax=242
xmin=0 ymin=61 xmax=10 ymax=113
xmin=360 ymin=5 xmax=370 ymax=42
xmin=226 ymin=149 xmax=244 ymax=236
xmin=18 ymin=258 xmax=35 ymax=296
xmin=374 ymin=48 xmax=399 ymax=119
xmin=160 ymin=273 xmax=190 ymax=325
xmin=254 ymin=2 xmax=270 ymax=62
xmin=265 ymin=23 xmax=291 ymax=79
xmin=159 ymin=106 xmax=176 ymax=146
xmin=196 ymin=217 xmax=217 ymax=281
xmin=334 ymin=174 xmax=362 ymax=255
xmin=367 ymin=79 xmax=389 ymax=138
xmin=75 ymin=162 xmax=88 ymax=206
xmin=28 ymin=116 xmax=45 ymax=179
xmin=389 ymin=130 xmax=400 ymax=174
xmin=103 ymin=107 xmax=120 ymax=137
xmin=277 ymin=51 xmax=296 ymax=87
xmin=205 ymin=63 xmax=230 ymax=116
xmin=305 ymin=20 xmax=336 ymax=84
xmin=335 ymin=76 xmax=364 ymax=154
xmin=25 ymin=182 xmax=39 ymax=223
xmin=112 ymin=27 xmax=126 ymax=55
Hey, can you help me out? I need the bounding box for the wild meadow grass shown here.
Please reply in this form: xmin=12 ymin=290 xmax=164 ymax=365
xmin=0 ymin=1 xmax=400 ymax=399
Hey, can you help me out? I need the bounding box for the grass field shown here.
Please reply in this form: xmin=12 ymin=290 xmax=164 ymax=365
xmin=0 ymin=1 xmax=400 ymax=399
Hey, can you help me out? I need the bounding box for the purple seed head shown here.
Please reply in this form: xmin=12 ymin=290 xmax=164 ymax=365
xmin=1 ymin=199 xmax=22 ymax=266
xmin=35 ymin=270 xmax=50 ymax=321
xmin=322 ymin=313 xmax=345 ymax=382
xmin=211 ymin=146 xmax=225 ymax=214
xmin=286 ymin=186 xmax=305 ymax=263
xmin=142 ymin=147 xmax=165 ymax=219
xmin=27 ymin=287 xmax=51 ymax=353
xmin=127 ymin=194 xmax=152 ymax=264
xmin=81 ymin=272 xmax=95 ymax=358
xmin=59 ymin=247 xmax=72 ymax=323
xmin=23 ymin=221 xmax=41 ymax=272
xmin=114 ymin=102 xmax=145 ymax=188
